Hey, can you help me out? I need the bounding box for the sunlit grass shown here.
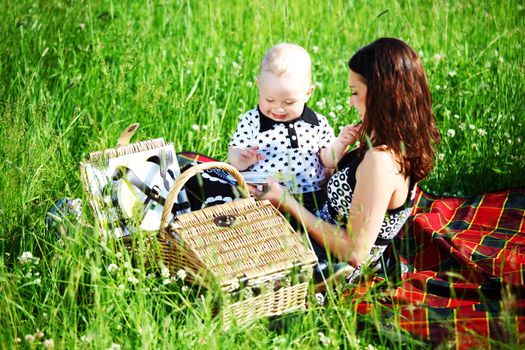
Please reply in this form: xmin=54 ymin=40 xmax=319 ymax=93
xmin=1 ymin=0 xmax=524 ymax=349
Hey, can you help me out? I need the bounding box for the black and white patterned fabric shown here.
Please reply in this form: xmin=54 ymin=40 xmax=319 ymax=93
xmin=229 ymin=105 xmax=334 ymax=194
xmin=318 ymin=149 xmax=414 ymax=282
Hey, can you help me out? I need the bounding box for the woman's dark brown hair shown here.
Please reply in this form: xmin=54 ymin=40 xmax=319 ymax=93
xmin=349 ymin=37 xmax=441 ymax=183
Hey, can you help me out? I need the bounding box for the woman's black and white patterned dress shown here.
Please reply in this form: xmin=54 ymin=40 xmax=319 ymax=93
xmin=318 ymin=149 xmax=415 ymax=283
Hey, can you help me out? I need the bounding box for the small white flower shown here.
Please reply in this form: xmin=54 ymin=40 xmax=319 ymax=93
xmin=312 ymin=46 xmax=319 ymax=53
xmin=314 ymin=81 xmax=323 ymax=89
xmin=433 ymin=53 xmax=445 ymax=62
xmin=477 ymin=128 xmax=487 ymax=136
xmin=246 ymin=81 xmax=253 ymax=87
xmin=161 ymin=266 xmax=170 ymax=278
xmin=504 ymin=132 xmax=511 ymax=138
xmin=181 ymin=286 xmax=189 ymax=293
xmin=19 ymin=251 xmax=33 ymax=264
xmin=459 ymin=123 xmax=466 ymax=131
xmin=447 ymin=129 xmax=456 ymax=138
xmin=517 ymin=137 xmax=521 ymax=144
xmin=176 ymin=269 xmax=186 ymax=281
xmin=328 ymin=111 xmax=336 ymax=119
xmin=471 ymin=143 xmax=478 ymax=150
xmin=108 ymin=343 xmax=121 ymax=350
xmin=318 ymin=332 xmax=331 ymax=346
xmin=202 ymin=125 xmax=208 ymax=130
xmin=499 ymin=56 xmax=504 ymax=63
xmin=79 ymin=23 xmax=85 ymax=30
xmin=438 ymin=153 xmax=445 ymax=161
xmin=469 ymin=124 xmax=475 ymax=130
xmin=418 ymin=50 xmax=424 ymax=58
xmin=127 ymin=276 xmax=139 ymax=284
xmin=15 ymin=337 xmax=21 ymax=343
xmin=25 ymin=334 xmax=35 ymax=342
xmin=118 ymin=283 xmax=125 ymax=291
xmin=367 ymin=344 xmax=377 ymax=350
xmin=435 ymin=85 xmax=441 ymax=90
xmin=147 ymin=273 xmax=156 ymax=279
xmin=508 ymin=139 xmax=513 ymax=145
xmin=163 ymin=278 xmax=171 ymax=285
xmin=316 ymin=97 xmax=326 ymax=109
xmin=335 ymin=104 xmax=344 ymax=112
xmin=34 ymin=278 xmax=41 ymax=285
xmin=115 ymin=252 xmax=123 ymax=259
xmin=35 ymin=330 xmax=44 ymax=339
xmin=453 ymin=114 xmax=460 ymax=119
xmin=107 ymin=264 xmax=119 ymax=274
xmin=448 ymin=70 xmax=457 ymax=77
xmin=43 ymin=338 xmax=54 ymax=348
xmin=81 ymin=334 xmax=94 ymax=343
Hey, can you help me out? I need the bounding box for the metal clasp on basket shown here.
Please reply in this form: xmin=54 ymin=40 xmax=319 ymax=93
xmin=213 ymin=215 xmax=236 ymax=227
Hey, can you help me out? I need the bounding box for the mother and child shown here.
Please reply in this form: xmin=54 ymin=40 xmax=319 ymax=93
xmin=192 ymin=38 xmax=440 ymax=288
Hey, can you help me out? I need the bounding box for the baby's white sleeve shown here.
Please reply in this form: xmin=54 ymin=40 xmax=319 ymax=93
xmin=229 ymin=110 xmax=256 ymax=148
xmin=318 ymin=115 xmax=335 ymax=148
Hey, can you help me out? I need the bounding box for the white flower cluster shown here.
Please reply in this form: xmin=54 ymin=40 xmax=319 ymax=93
xmin=18 ymin=251 xmax=39 ymax=265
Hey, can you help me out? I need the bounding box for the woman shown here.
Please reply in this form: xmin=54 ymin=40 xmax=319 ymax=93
xmin=252 ymin=37 xmax=441 ymax=285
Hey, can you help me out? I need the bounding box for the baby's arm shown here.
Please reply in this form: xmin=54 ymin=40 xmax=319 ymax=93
xmin=319 ymin=123 xmax=362 ymax=168
xmin=228 ymin=146 xmax=265 ymax=171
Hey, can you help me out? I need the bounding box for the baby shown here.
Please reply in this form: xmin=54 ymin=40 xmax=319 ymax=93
xmin=228 ymin=43 xmax=355 ymax=213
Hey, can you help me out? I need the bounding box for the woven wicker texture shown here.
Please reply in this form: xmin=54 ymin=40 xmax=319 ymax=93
xmin=160 ymin=162 xmax=317 ymax=291
xmin=88 ymin=138 xmax=166 ymax=163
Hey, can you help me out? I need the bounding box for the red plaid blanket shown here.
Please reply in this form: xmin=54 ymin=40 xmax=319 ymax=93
xmin=349 ymin=187 xmax=525 ymax=349
xmin=177 ymin=153 xmax=525 ymax=348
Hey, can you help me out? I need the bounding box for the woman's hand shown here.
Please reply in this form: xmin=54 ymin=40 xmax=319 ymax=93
xmin=249 ymin=177 xmax=289 ymax=209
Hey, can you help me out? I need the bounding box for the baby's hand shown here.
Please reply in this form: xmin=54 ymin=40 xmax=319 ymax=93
xmin=337 ymin=123 xmax=362 ymax=147
xmin=237 ymin=146 xmax=265 ymax=169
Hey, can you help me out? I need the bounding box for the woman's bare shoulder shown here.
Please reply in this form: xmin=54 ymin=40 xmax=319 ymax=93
xmin=359 ymin=147 xmax=400 ymax=175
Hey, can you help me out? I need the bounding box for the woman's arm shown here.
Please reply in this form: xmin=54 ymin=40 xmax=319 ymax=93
xmin=256 ymin=148 xmax=400 ymax=267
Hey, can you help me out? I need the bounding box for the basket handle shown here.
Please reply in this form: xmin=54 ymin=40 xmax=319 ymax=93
xmin=160 ymin=162 xmax=250 ymax=229
xmin=116 ymin=123 xmax=140 ymax=147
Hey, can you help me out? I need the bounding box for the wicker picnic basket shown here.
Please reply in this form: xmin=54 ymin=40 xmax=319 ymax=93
xmin=160 ymin=162 xmax=317 ymax=328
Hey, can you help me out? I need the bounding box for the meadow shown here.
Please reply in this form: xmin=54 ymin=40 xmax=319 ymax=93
xmin=1 ymin=0 xmax=524 ymax=349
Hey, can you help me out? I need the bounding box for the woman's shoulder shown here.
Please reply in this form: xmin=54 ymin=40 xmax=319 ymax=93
xmin=359 ymin=147 xmax=402 ymax=176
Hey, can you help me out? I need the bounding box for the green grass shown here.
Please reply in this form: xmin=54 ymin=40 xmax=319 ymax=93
xmin=1 ymin=0 xmax=524 ymax=349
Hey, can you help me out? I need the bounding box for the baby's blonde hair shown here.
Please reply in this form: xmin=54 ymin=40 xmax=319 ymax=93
xmin=258 ymin=43 xmax=312 ymax=83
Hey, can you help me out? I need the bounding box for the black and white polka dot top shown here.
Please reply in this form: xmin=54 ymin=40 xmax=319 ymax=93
xmin=319 ymin=148 xmax=415 ymax=280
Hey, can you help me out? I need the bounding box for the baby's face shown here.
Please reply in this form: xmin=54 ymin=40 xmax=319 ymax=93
xmin=257 ymin=71 xmax=313 ymax=122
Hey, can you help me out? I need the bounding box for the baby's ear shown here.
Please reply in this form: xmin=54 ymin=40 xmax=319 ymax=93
xmin=305 ymin=85 xmax=315 ymax=102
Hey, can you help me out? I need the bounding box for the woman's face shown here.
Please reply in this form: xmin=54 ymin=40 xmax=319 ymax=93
xmin=348 ymin=69 xmax=367 ymax=120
